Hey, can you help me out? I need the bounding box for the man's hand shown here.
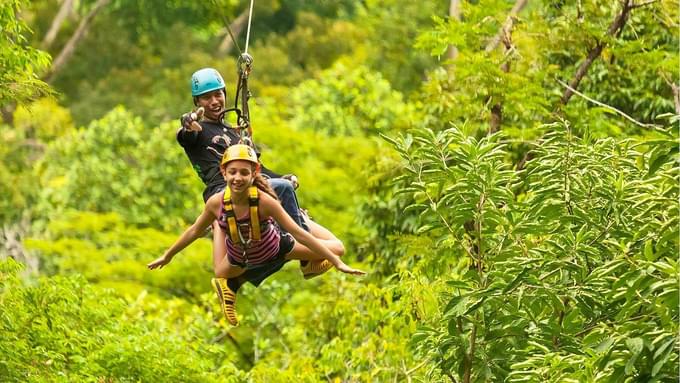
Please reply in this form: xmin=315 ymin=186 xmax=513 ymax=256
xmin=180 ymin=107 xmax=204 ymax=132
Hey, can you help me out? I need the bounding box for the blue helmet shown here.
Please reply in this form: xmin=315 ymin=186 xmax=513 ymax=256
xmin=191 ymin=68 xmax=225 ymax=97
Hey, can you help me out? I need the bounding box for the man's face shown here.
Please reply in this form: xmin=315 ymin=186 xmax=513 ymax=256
xmin=196 ymin=89 xmax=225 ymax=121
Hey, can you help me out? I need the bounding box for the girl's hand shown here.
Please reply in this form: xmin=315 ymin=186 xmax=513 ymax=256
xmin=147 ymin=254 xmax=173 ymax=270
xmin=335 ymin=262 xmax=366 ymax=276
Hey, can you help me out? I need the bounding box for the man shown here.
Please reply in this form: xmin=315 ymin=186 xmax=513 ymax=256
xmin=177 ymin=68 xmax=330 ymax=325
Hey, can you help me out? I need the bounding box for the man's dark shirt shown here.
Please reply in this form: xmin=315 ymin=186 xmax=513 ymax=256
xmin=176 ymin=120 xmax=280 ymax=201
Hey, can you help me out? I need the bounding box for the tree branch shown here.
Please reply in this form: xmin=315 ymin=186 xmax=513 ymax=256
xmin=486 ymin=0 xmax=525 ymax=133
xmin=660 ymin=72 xmax=680 ymax=115
xmin=41 ymin=0 xmax=75 ymax=50
xmin=557 ymin=79 xmax=662 ymax=129
xmin=405 ymin=359 xmax=430 ymax=376
xmin=45 ymin=0 xmax=111 ymax=83
xmin=217 ymin=9 xmax=249 ymax=55
xmin=485 ymin=0 xmax=528 ymax=52
xmin=463 ymin=323 xmax=478 ymax=383
xmin=560 ymin=0 xmax=635 ymax=105
xmin=630 ymin=0 xmax=660 ymax=9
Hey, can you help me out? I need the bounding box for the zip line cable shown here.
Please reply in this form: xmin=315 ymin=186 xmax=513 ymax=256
xmin=244 ymin=0 xmax=255 ymax=54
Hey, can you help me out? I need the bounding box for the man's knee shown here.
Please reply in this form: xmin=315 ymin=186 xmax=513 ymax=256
xmin=269 ymin=178 xmax=294 ymax=197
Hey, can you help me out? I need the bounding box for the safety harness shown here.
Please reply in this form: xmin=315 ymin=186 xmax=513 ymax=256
xmin=222 ymin=185 xmax=262 ymax=266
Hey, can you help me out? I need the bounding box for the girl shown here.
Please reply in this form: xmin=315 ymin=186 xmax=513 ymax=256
xmin=148 ymin=144 xmax=365 ymax=325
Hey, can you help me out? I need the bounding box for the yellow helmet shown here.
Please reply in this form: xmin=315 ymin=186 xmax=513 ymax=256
xmin=221 ymin=144 xmax=258 ymax=166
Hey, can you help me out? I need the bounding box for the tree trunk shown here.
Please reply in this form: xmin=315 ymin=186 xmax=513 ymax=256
xmin=45 ymin=0 xmax=111 ymax=83
xmin=41 ymin=0 xmax=75 ymax=50
xmin=217 ymin=9 xmax=250 ymax=55
xmin=1 ymin=221 xmax=38 ymax=275
xmin=560 ymin=0 xmax=634 ymax=106
xmin=447 ymin=0 xmax=461 ymax=60
xmin=1 ymin=105 xmax=15 ymax=125
xmin=671 ymin=84 xmax=680 ymax=115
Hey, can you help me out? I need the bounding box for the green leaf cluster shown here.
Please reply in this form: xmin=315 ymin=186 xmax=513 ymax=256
xmin=385 ymin=122 xmax=679 ymax=381
xmin=0 ymin=259 xmax=244 ymax=382
xmin=35 ymin=107 xmax=203 ymax=229
xmin=0 ymin=0 xmax=52 ymax=106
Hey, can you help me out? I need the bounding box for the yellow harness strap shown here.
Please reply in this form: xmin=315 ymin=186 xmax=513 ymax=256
xmin=248 ymin=186 xmax=261 ymax=241
xmin=222 ymin=186 xmax=261 ymax=244
xmin=223 ymin=188 xmax=240 ymax=243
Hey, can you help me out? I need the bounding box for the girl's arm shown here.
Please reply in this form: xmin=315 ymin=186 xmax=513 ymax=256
xmin=147 ymin=194 xmax=221 ymax=270
xmin=260 ymin=193 xmax=365 ymax=276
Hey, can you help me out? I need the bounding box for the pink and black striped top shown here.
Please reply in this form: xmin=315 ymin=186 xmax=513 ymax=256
xmin=218 ymin=200 xmax=281 ymax=266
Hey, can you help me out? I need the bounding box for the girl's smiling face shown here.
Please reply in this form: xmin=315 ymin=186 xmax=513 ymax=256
xmin=223 ymin=160 xmax=255 ymax=194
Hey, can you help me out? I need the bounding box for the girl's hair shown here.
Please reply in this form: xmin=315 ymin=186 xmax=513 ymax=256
xmin=253 ymin=173 xmax=278 ymax=200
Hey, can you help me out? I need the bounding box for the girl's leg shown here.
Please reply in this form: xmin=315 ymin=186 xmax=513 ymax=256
xmin=211 ymin=221 xmax=244 ymax=326
xmin=212 ymin=222 xmax=247 ymax=278
xmin=214 ymin=254 xmax=246 ymax=279
xmin=212 ymin=221 xmax=227 ymax=270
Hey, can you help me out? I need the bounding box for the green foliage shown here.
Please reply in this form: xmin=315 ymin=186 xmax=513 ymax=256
xmin=36 ymin=107 xmax=203 ymax=229
xmin=0 ymin=259 xmax=244 ymax=382
xmin=355 ymin=0 xmax=441 ymax=93
xmin=535 ymin=0 xmax=678 ymax=127
xmin=24 ymin=211 xmax=212 ymax=300
xmin=0 ymin=134 xmax=31 ymax=224
xmin=239 ymin=274 xmax=421 ymax=381
xmin=13 ymin=97 xmax=74 ymax=141
xmin=21 ymin=209 xmax=421 ymax=379
xmin=414 ymin=2 xmax=555 ymax=136
xmin=53 ymin=19 xmax=216 ymax=126
xmin=0 ymin=0 xmax=52 ymax=107
xmin=250 ymin=11 xmax=366 ymax=96
xmin=386 ymin=123 xmax=679 ymax=381
xmin=414 ymin=0 xmax=678 ymax=138
xmin=0 ymin=98 xmax=73 ymax=224
xmin=289 ymin=62 xmax=415 ymax=136
xmin=2 ymin=1 xmax=678 ymax=380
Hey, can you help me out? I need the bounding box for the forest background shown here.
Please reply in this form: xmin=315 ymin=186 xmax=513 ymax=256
xmin=1 ymin=0 xmax=678 ymax=382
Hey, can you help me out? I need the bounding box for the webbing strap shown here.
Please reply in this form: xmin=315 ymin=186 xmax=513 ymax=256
xmin=223 ymin=188 xmax=240 ymax=243
xmin=248 ymin=186 xmax=261 ymax=241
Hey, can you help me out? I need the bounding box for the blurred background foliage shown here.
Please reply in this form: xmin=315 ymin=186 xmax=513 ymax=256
xmin=1 ymin=0 xmax=678 ymax=381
